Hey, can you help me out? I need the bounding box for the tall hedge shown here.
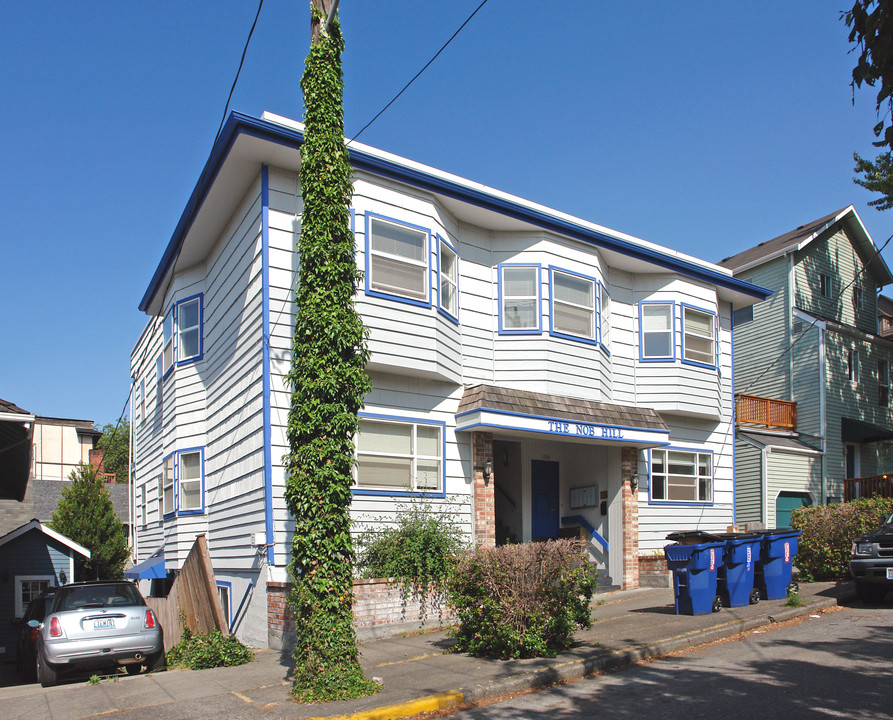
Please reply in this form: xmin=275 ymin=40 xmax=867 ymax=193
xmin=791 ymin=497 xmax=893 ymax=581
xmin=283 ymin=5 xmax=376 ymax=702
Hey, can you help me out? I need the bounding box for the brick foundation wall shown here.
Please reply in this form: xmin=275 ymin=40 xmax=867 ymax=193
xmin=638 ymin=554 xmax=671 ymax=587
xmin=621 ymin=447 xmax=640 ymax=590
xmin=473 ymin=431 xmax=495 ymax=549
xmin=267 ymin=578 xmax=454 ymax=650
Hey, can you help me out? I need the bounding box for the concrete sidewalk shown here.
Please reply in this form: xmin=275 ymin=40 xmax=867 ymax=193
xmin=0 ymin=581 xmax=856 ymax=720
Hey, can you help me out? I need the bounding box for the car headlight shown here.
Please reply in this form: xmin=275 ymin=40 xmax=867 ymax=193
xmin=853 ymin=542 xmax=874 ymax=556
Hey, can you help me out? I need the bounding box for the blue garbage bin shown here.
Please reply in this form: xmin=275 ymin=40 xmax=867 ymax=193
xmin=755 ymin=530 xmax=801 ymax=600
xmin=664 ymin=541 xmax=725 ymax=615
xmin=716 ymin=533 xmax=762 ymax=607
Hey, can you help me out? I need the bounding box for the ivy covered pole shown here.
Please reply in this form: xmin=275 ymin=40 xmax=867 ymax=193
xmin=284 ymin=0 xmax=376 ymax=702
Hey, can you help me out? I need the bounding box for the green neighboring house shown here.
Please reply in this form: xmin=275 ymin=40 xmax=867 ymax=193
xmin=719 ymin=206 xmax=893 ymax=528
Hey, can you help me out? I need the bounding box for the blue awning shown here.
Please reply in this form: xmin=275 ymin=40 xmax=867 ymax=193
xmin=124 ymin=550 xmax=166 ymax=580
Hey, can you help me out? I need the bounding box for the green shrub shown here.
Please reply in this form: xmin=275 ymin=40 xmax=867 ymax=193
xmin=447 ymin=539 xmax=597 ymax=659
xmin=356 ymin=500 xmax=466 ymax=617
xmin=791 ymin=496 xmax=893 ymax=581
xmin=166 ymin=626 xmax=253 ymax=670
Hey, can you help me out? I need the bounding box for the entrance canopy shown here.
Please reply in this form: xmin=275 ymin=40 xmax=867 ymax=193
xmin=842 ymin=417 xmax=893 ymax=444
xmin=456 ymin=384 xmax=670 ymax=448
xmin=124 ymin=548 xmax=166 ymax=580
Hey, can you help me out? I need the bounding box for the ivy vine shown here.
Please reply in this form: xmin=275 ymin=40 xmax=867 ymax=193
xmin=284 ymin=4 xmax=377 ymax=703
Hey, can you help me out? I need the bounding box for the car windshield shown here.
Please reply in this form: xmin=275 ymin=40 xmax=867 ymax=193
xmin=56 ymin=584 xmax=144 ymax=612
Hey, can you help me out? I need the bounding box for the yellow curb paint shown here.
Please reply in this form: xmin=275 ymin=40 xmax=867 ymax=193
xmin=305 ymin=690 xmax=464 ymax=720
xmin=373 ymin=652 xmax=443 ymax=668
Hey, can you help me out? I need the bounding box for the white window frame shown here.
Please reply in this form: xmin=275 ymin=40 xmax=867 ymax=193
xmin=682 ymin=305 xmax=717 ymax=368
xmin=549 ymin=267 xmax=598 ymax=344
xmin=819 ymin=273 xmax=832 ymax=299
xmin=176 ymin=295 xmax=203 ymax=365
xmin=139 ymin=484 xmax=146 ymax=528
xmin=499 ymin=263 xmax=541 ymax=334
xmin=639 ymin=302 xmax=674 ymax=361
xmin=139 ymin=379 xmax=146 ymax=423
xmin=156 ymin=475 xmax=164 ymax=521
xmin=177 ymin=448 xmax=204 ymax=513
xmin=162 ymin=309 xmax=174 ymax=376
xmin=354 ymin=416 xmax=445 ymax=495
xmin=880 ymin=359 xmax=889 ymax=408
xmin=217 ymin=582 xmax=232 ymax=630
xmin=163 ymin=454 xmax=175 ymax=516
xmin=15 ymin=576 xmax=53 ymax=618
xmin=650 ymin=448 xmax=713 ymax=504
xmin=366 ymin=214 xmax=431 ymax=305
xmin=437 ymin=236 xmax=459 ymax=321
xmin=854 ymin=284 xmax=864 ymax=310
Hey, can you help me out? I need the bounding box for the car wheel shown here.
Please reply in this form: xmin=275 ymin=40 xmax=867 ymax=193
xmin=712 ymin=594 xmax=723 ymax=613
xmin=37 ymin=648 xmax=59 ymax=688
xmin=124 ymin=663 xmax=143 ymax=675
xmin=147 ymin=651 xmax=166 ymax=673
xmin=856 ymin=580 xmax=887 ymax=605
xmin=749 ymin=588 xmax=760 ymax=605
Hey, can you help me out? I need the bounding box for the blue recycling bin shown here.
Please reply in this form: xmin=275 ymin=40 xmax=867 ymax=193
xmin=717 ymin=534 xmax=762 ymax=607
xmin=755 ymin=530 xmax=801 ymax=600
xmin=664 ymin=541 xmax=725 ymax=615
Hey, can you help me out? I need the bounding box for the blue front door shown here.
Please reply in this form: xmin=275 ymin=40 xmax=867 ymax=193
xmin=531 ymin=460 xmax=559 ymax=540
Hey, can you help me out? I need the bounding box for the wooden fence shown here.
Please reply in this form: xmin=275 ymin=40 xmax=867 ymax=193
xmin=146 ymin=534 xmax=228 ymax=652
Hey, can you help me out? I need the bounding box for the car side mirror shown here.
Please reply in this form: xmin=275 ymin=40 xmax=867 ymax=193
xmin=27 ymin=620 xmax=40 ymax=629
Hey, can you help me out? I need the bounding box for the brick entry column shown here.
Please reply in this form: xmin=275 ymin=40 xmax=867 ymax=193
xmin=472 ymin=431 xmax=495 ymax=549
xmin=621 ymin=447 xmax=640 ymax=590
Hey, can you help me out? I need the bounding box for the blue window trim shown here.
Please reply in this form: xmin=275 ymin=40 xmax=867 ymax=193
xmin=647 ymin=446 xmax=715 ymax=507
xmin=638 ymin=300 xmax=676 ymax=362
xmin=162 ymin=307 xmax=175 ymax=380
xmin=598 ymin=282 xmax=611 ymax=356
xmin=436 ymin=234 xmax=460 ymax=324
xmin=352 ymin=412 xmax=447 ymax=499
xmin=175 ymin=293 xmax=204 ymax=366
xmin=498 ymin=262 xmax=542 ymax=335
xmin=680 ymin=303 xmax=718 ymax=371
xmin=364 ymin=212 xmax=432 ymax=309
xmin=162 ymin=451 xmax=176 ymax=518
xmin=175 ymin=446 xmax=205 ymax=515
xmin=548 ymin=265 xmax=599 ymax=346
xmin=216 ymin=580 xmax=233 ymax=629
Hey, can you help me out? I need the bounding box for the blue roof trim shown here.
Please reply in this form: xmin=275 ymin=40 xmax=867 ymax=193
xmin=140 ymin=112 xmax=771 ymax=312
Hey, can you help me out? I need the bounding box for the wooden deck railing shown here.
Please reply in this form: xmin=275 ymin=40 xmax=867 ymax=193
xmin=735 ymin=394 xmax=797 ymax=431
xmin=844 ymin=475 xmax=893 ymax=502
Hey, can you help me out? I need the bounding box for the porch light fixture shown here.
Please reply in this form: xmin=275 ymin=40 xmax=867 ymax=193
xmin=630 ymin=476 xmax=639 ymax=492
xmin=483 ymin=459 xmax=493 ymax=481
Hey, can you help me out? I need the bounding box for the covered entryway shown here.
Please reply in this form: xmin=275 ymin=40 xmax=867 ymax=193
xmin=457 ymin=384 xmax=669 ymax=590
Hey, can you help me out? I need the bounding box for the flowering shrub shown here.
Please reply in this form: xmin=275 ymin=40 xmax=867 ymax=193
xmin=791 ymin=497 xmax=893 ymax=580
xmin=447 ymin=540 xmax=597 ymax=659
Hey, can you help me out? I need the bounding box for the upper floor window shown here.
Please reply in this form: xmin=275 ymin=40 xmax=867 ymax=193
xmin=162 ymin=310 xmax=174 ymax=376
xmin=879 ymin=359 xmax=889 ymax=407
xmin=848 ymin=349 xmax=860 ymax=382
xmin=366 ymin=214 xmax=429 ymax=305
xmin=819 ymin=273 xmax=832 ymax=299
xmin=854 ymin=284 xmax=863 ymax=310
xmin=438 ymin=236 xmax=459 ymax=321
xmin=139 ymin=380 xmax=146 ymax=423
xmin=177 ymin=296 xmax=202 ymax=363
xmin=163 ymin=455 xmax=174 ymax=515
xmin=640 ymin=302 xmax=674 ymax=360
xmin=499 ymin=264 xmax=541 ymax=334
xmin=354 ymin=417 xmax=443 ymax=494
xmin=650 ymin=448 xmax=713 ymax=504
xmin=550 ymin=268 xmax=597 ymax=343
xmin=178 ymin=449 xmax=204 ymax=512
xmin=682 ymin=306 xmax=716 ymax=367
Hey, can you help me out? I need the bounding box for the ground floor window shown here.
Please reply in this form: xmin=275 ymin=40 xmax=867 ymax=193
xmin=217 ymin=582 xmax=231 ymax=630
xmin=16 ymin=576 xmax=53 ymax=617
xmin=650 ymin=448 xmax=713 ymax=503
xmin=355 ymin=417 xmax=443 ymax=493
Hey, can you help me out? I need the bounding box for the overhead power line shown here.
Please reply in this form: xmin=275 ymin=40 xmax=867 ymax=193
xmin=215 ymin=0 xmax=265 ymax=145
xmin=349 ymin=0 xmax=491 ymax=145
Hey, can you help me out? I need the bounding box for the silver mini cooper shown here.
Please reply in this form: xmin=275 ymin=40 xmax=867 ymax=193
xmin=35 ymin=580 xmax=164 ymax=686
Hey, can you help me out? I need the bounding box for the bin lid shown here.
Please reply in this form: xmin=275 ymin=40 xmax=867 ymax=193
xmin=666 ymin=530 xmax=723 ymax=543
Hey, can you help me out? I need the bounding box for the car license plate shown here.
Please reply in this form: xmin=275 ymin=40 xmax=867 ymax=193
xmin=93 ymin=618 xmax=115 ymax=630
xmin=887 ymin=568 xmax=893 ymax=581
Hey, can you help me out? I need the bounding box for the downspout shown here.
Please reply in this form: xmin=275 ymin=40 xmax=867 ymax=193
xmin=128 ymin=376 xmax=136 ymax=562
xmin=261 ymin=165 xmax=275 ymax=567
xmin=788 ymin=254 xmax=795 ymax=399
xmin=762 ymin=445 xmax=769 ymax=526
xmin=819 ymin=322 xmax=827 ymax=504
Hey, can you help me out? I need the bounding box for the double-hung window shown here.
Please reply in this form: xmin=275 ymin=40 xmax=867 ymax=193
xmin=16 ymin=577 xmax=52 ymax=617
xmin=499 ymin=264 xmax=541 ymax=333
xmin=178 ymin=449 xmax=203 ymax=512
xmin=367 ymin=215 xmax=429 ymax=304
xmin=682 ymin=306 xmax=716 ymax=367
xmin=640 ymin=302 xmax=674 ymax=360
xmin=879 ymin=359 xmax=889 ymax=408
xmin=819 ymin=273 xmax=832 ymax=299
xmin=438 ymin=237 xmax=459 ymax=320
xmin=177 ymin=296 xmax=202 ymax=364
xmin=355 ymin=417 xmax=443 ymax=493
xmin=550 ymin=268 xmax=597 ymax=343
xmin=162 ymin=455 xmax=174 ymax=515
xmin=651 ymin=448 xmax=713 ymax=503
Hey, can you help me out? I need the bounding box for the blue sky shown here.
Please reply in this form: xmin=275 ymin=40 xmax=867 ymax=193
xmin=1 ymin=1 xmax=890 ymax=426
